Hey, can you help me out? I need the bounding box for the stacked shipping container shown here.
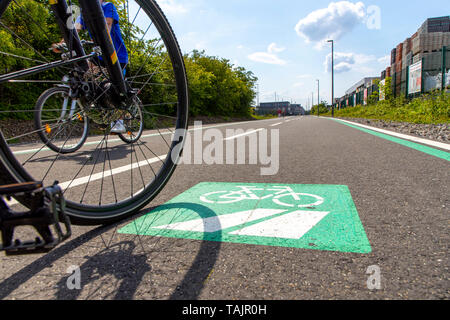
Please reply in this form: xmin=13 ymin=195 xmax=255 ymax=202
xmin=337 ymin=16 xmax=450 ymax=108
xmin=389 ymin=16 xmax=450 ymax=97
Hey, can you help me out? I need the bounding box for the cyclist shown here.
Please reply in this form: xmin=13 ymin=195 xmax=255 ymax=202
xmin=52 ymin=0 xmax=129 ymax=134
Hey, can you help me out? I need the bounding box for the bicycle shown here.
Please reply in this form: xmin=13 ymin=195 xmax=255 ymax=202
xmin=0 ymin=0 xmax=189 ymax=254
xmin=200 ymin=186 xmax=325 ymax=208
xmin=34 ymin=41 xmax=144 ymax=153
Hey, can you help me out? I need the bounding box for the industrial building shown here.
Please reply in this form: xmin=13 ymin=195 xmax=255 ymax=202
xmin=337 ymin=77 xmax=380 ymax=109
xmin=256 ymin=101 xmax=305 ymax=116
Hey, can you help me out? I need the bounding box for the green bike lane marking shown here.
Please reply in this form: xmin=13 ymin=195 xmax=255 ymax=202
xmin=119 ymin=182 xmax=372 ymax=254
xmin=330 ymin=118 xmax=450 ymax=162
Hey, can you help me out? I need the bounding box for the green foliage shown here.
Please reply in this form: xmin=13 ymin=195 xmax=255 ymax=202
xmin=379 ymin=76 xmax=393 ymax=102
xmin=186 ymin=50 xmax=257 ymax=117
xmin=368 ymin=80 xmax=379 ymax=106
xmin=0 ymin=1 xmax=257 ymax=120
xmin=310 ymin=100 xmax=329 ymax=115
xmin=0 ymin=0 xmax=60 ymax=119
xmin=325 ymin=91 xmax=450 ymax=124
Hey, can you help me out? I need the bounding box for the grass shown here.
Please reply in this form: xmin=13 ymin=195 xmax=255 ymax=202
xmin=251 ymin=114 xmax=279 ymax=120
xmin=322 ymin=91 xmax=450 ymax=124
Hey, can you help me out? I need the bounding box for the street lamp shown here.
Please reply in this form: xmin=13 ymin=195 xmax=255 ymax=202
xmin=317 ymin=79 xmax=320 ymax=117
xmin=327 ymin=39 xmax=334 ymax=117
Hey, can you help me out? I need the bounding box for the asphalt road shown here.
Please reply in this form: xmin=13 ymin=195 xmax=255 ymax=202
xmin=0 ymin=115 xmax=448 ymax=300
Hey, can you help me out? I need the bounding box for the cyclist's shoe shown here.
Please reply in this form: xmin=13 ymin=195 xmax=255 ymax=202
xmin=110 ymin=120 xmax=126 ymax=134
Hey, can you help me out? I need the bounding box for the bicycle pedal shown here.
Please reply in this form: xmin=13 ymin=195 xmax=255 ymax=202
xmin=1 ymin=238 xmax=56 ymax=256
xmin=0 ymin=182 xmax=72 ymax=256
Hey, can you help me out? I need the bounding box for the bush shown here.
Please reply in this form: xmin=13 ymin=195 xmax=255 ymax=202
xmin=326 ymin=91 xmax=450 ymax=124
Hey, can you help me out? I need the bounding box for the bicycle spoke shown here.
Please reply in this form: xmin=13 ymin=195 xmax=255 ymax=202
xmin=103 ymin=135 xmax=118 ymax=204
xmin=62 ymin=135 xmax=109 ymax=195
xmin=142 ymin=111 xmax=177 ymax=120
xmin=0 ymin=0 xmax=188 ymax=220
xmin=0 ymin=21 xmax=66 ymax=78
xmin=80 ymin=136 xmax=107 ymax=204
xmin=41 ymin=120 xmax=79 ymax=181
xmin=135 ymin=139 xmax=157 ymax=179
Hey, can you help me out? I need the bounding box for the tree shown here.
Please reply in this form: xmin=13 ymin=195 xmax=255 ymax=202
xmin=380 ymin=77 xmax=393 ymax=102
xmin=368 ymin=79 xmax=380 ymax=105
xmin=310 ymin=100 xmax=329 ymax=115
xmin=0 ymin=1 xmax=258 ymax=120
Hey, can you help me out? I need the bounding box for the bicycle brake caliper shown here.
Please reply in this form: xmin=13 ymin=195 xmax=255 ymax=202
xmin=0 ymin=182 xmax=72 ymax=256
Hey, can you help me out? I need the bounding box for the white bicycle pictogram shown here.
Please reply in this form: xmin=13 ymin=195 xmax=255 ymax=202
xmin=200 ymin=186 xmax=324 ymax=208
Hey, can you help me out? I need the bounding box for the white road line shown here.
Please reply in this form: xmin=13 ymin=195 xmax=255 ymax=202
xmin=58 ymin=155 xmax=167 ymax=190
xmin=270 ymin=122 xmax=283 ymax=127
xmin=229 ymin=210 xmax=330 ymax=239
xmin=4 ymin=154 xmax=167 ymax=206
xmin=334 ymin=118 xmax=450 ymax=151
xmin=154 ymin=209 xmax=287 ymax=233
xmin=224 ymin=129 xmax=264 ymax=141
xmin=11 ymin=118 xmax=282 ymax=155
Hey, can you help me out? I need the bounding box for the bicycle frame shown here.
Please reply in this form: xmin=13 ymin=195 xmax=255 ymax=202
xmin=0 ymin=0 xmax=128 ymax=97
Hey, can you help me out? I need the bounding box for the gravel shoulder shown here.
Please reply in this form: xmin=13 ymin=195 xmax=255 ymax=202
xmin=336 ymin=117 xmax=449 ymax=143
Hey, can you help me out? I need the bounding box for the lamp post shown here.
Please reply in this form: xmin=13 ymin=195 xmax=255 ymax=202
xmin=327 ymin=39 xmax=334 ymax=117
xmin=317 ymin=79 xmax=320 ymax=117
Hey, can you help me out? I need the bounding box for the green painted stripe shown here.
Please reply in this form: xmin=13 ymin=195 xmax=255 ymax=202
xmin=331 ymin=119 xmax=450 ymax=162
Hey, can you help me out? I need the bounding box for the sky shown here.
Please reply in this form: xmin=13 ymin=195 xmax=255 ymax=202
xmin=156 ymin=0 xmax=449 ymax=109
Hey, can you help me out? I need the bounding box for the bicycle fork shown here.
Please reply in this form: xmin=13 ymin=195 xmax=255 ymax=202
xmin=78 ymin=0 xmax=128 ymax=97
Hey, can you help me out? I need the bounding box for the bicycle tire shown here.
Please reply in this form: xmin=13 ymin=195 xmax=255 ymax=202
xmin=34 ymin=86 xmax=89 ymax=154
xmin=0 ymin=0 xmax=189 ymax=225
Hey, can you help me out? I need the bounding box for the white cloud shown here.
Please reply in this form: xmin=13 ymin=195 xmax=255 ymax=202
xmin=248 ymin=43 xmax=287 ymax=65
xmin=324 ymin=52 xmax=376 ymax=73
xmin=158 ymin=0 xmax=188 ymax=15
xmin=297 ymin=74 xmax=312 ymax=79
xmin=293 ymin=82 xmax=304 ymax=87
xmin=295 ymin=1 xmax=366 ymax=47
xmin=377 ymin=55 xmax=390 ymax=68
xmin=248 ymin=52 xmax=287 ymax=65
xmin=268 ymin=43 xmax=286 ymax=54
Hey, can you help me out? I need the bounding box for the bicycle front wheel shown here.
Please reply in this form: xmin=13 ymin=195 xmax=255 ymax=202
xmin=34 ymin=86 xmax=89 ymax=154
xmin=0 ymin=0 xmax=189 ymax=225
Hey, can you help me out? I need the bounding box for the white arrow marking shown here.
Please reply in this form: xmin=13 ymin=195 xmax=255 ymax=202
xmin=229 ymin=210 xmax=330 ymax=239
xmin=154 ymin=209 xmax=287 ymax=233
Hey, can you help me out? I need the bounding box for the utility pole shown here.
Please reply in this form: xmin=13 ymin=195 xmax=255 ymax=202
xmin=327 ymin=39 xmax=334 ymax=117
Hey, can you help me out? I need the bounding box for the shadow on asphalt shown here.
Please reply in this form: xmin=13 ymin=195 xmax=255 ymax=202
xmin=0 ymin=203 xmax=221 ymax=300
xmin=25 ymin=143 xmax=136 ymax=165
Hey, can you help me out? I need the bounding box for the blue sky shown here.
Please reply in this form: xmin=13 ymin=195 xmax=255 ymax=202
xmin=157 ymin=0 xmax=449 ymax=108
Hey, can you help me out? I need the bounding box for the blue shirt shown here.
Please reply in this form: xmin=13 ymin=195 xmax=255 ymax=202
xmin=76 ymin=2 xmax=128 ymax=64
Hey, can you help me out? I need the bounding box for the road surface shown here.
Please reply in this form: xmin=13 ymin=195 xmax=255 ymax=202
xmin=0 ymin=116 xmax=448 ymax=300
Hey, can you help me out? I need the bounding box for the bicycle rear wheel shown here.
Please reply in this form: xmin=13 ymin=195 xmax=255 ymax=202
xmin=0 ymin=0 xmax=188 ymax=225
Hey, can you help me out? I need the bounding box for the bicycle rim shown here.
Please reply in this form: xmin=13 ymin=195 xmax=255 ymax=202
xmin=0 ymin=0 xmax=189 ymax=225
xmin=35 ymin=86 xmax=89 ymax=154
